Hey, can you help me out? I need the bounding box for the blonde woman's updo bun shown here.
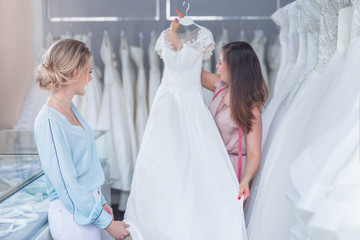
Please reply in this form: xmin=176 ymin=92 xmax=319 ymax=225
xmin=35 ymin=38 xmax=92 ymax=91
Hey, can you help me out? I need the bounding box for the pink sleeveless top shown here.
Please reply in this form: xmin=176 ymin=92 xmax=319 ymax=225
xmin=209 ymin=79 xmax=247 ymax=180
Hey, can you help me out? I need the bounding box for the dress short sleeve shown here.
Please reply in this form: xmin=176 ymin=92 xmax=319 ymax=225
xmin=154 ymin=28 xmax=173 ymax=58
xmin=155 ymin=27 xmax=215 ymax=60
xmin=196 ymin=27 xmax=215 ymax=60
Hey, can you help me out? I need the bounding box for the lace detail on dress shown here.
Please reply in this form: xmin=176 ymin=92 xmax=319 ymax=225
xmin=287 ymin=5 xmax=300 ymax=64
xmin=351 ymin=1 xmax=360 ymax=42
xmin=286 ymin=68 xmax=313 ymax=107
xmin=154 ymin=28 xmax=174 ymax=58
xmin=298 ymin=0 xmax=321 ymax=33
xmin=196 ymin=27 xmax=215 ymax=60
xmin=286 ymin=0 xmax=321 ymax=107
xmin=313 ymin=0 xmax=352 ymax=72
xmin=154 ymin=27 xmax=215 ymax=60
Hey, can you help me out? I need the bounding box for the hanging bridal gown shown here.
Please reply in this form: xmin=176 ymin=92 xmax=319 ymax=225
xmin=250 ymin=29 xmax=269 ymax=87
xmin=274 ymin=2 xmax=300 ymax=98
xmin=290 ymin=111 xmax=359 ymax=240
xmin=97 ymin=31 xmax=133 ymax=192
xmin=119 ymin=33 xmax=138 ymax=161
xmin=73 ymin=32 xmax=103 ymax=129
xmin=266 ymin=34 xmax=281 ymax=102
xmin=239 ymin=29 xmax=247 ymax=42
xmin=214 ymin=28 xmax=229 ymax=74
xmin=131 ymin=45 xmax=149 ymax=146
xmin=288 ymin=3 xmax=360 ymax=239
xmin=261 ymin=3 xmax=304 ymax=160
xmin=148 ymin=30 xmax=162 ymax=110
xmin=124 ymin=26 xmax=247 ymax=240
xmin=72 ymin=34 xmax=88 ymax=113
xmin=246 ymin=1 xmax=352 ymax=239
xmin=245 ymin=1 xmax=318 ymax=223
xmin=270 ymin=6 xmax=290 ymax=98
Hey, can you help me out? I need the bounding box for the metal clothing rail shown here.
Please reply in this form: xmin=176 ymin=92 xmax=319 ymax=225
xmin=166 ymin=0 xmax=281 ymax=21
xmin=46 ymin=0 xmax=282 ymax=22
xmin=46 ymin=0 xmax=160 ymax=22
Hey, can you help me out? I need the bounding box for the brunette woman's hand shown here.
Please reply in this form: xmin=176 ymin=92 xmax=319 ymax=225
xmin=169 ymin=10 xmax=184 ymax=51
xmin=238 ymin=179 xmax=250 ymax=201
xmin=170 ymin=10 xmax=184 ymax=34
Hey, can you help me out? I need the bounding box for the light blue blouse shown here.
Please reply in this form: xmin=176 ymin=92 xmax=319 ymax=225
xmin=34 ymin=103 xmax=112 ymax=229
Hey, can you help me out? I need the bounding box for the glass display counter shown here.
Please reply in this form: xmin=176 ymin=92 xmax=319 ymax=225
xmin=0 ymin=130 xmax=109 ymax=240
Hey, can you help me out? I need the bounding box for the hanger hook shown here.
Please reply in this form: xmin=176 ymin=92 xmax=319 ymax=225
xmin=182 ymin=1 xmax=190 ymax=17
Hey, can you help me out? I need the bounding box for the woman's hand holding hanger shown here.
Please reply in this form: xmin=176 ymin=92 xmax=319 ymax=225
xmin=169 ymin=10 xmax=184 ymax=50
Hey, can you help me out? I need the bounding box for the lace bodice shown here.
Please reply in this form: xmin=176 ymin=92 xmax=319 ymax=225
xmin=155 ymin=26 xmax=215 ymax=91
xmin=286 ymin=0 xmax=321 ymax=107
xmin=155 ymin=27 xmax=214 ymax=60
xmin=314 ymin=0 xmax=352 ymax=71
xmin=350 ymin=1 xmax=360 ymax=42
xmin=287 ymin=4 xmax=301 ymax=64
xmin=272 ymin=6 xmax=290 ymax=70
xmin=337 ymin=6 xmax=354 ymax=53
xmin=300 ymin=0 xmax=321 ymax=33
xmin=299 ymin=0 xmax=321 ymax=68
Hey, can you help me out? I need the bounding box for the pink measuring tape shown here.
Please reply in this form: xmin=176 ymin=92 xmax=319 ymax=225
xmin=211 ymin=86 xmax=242 ymax=182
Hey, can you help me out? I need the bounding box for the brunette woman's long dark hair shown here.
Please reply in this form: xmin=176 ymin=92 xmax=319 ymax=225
xmin=222 ymin=41 xmax=268 ymax=134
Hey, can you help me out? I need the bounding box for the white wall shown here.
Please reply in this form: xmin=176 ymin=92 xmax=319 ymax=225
xmin=0 ymin=0 xmax=35 ymax=130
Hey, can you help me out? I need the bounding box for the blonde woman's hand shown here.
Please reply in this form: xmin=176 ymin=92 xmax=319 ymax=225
xmin=170 ymin=10 xmax=184 ymax=34
xmin=106 ymin=220 xmax=130 ymax=240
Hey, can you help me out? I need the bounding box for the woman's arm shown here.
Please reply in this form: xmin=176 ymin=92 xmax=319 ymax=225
xmin=238 ymin=106 xmax=262 ymax=200
xmin=35 ymin=119 xmax=112 ymax=229
xmin=169 ymin=10 xmax=183 ymax=50
xmin=201 ymin=70 xmax=219 ymax=92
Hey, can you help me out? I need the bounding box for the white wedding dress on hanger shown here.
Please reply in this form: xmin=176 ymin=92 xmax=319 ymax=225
xmin=124 ymin=26 xmax=247 ymax=240
xmin=148 ymin=30 xmax=162 ymax=110
xmin=97 ymin=31 xmax=133 ymax=192
xmin=245 ymin=1 xmax=317 ymax=224
xmin=214 ymin=28 xmax=229 ymax=74
xmin=239 ymin=29 xmax=247 ymax=42
xmin=247 ymin=1 xmax=353 ymax=239
xmin=259 ymin=1 xmax=309 ymax=170
xmin=72 ymin=33 xmax=103 ymax=129
xmin=288 ymin=2 xmax=360 ymax=238
xmin=120 ymin=33 xmax=138 ymax=161
xmin=131 ymin=45 xmax=149 ymax=146
xmin=271 ymin=5 xmax=290 ymax=98
xmin=266 ymin=34 xmax=281 ymax=102
xmin=250 ymin=29 xmax=269 ymax=87
xmin=72 ymin=34 xmax=88 ymax=113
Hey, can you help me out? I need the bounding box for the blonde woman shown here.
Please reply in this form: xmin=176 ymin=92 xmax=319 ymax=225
xmin=34 ymin=39 xmax=130 ymax=240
